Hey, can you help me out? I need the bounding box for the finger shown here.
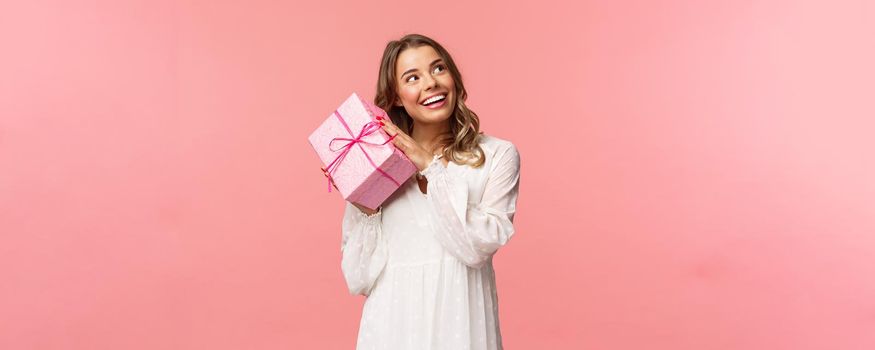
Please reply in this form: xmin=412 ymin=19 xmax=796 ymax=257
xmin=376 ymin=116 xmax=389 ymax=128
xmin=383 ymin=120 xmax=405 ymax=138
xmin=389 ymin=134 xmax=404 ymax=149
xmin=376 ymin=115 xmax=395 ymax=129
xmin=376 ymin=118 xmax=391 ymax=133
xmin=382 ymin=123 xmax=398 ymax=138
xmin=375 ymin=115 xmax=388 ymax=128
xmin=393 ymin=136 xmax=413 ymax=154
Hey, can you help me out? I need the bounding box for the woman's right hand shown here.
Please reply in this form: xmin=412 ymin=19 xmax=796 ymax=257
xmin=321 ymin=166 xmax=379 ymax=216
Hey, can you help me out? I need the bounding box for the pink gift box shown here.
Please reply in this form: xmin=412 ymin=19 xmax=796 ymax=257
xmin=308 ymin=92 xmax=418 ymax=210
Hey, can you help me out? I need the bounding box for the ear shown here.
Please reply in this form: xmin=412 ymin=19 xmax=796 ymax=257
xmin=393 ymin=98 xmax=403 ymax=107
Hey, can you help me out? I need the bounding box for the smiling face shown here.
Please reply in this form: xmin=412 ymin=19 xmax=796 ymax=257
xmin=394 ymin=45 xmax=456 ymax=126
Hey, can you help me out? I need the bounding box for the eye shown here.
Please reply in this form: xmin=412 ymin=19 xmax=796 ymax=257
xmin=405 ymin=65 xmax=447 ymax=83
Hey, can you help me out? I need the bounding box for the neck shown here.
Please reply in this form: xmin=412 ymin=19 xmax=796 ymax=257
xmin=411 ymin=120 xmax=451 ymax=155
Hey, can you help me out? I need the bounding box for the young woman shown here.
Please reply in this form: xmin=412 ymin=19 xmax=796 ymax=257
xmin=329 ymin=33 xmax=521 ymax=350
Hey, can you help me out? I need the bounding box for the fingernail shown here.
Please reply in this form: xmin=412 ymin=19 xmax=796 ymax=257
xmin=379 ymin=122 xmax=385 ymax=126
xmin=376 ymin=116 xmax=383 ymax=120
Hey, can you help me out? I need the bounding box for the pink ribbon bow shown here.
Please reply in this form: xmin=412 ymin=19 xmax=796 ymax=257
xmin=324 ymin=110 xmax=401 ymax=192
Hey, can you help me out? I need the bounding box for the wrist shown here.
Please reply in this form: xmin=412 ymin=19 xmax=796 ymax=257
xmin=352 ymin=202 xmax=380 ymax=216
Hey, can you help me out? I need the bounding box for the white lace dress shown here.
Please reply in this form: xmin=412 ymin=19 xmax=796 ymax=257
xmin=340 ymin=134 xmax=521 ymax=350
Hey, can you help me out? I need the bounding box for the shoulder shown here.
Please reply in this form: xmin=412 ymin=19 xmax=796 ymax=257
xmin=477 ymin=133 xmax=519 ymax=169
xmin=478 ymin=133 xmax=518 ymax=155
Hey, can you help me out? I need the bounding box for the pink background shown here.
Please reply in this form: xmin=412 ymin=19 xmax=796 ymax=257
xmin=2 ymin=0 xmax=874 ymax=349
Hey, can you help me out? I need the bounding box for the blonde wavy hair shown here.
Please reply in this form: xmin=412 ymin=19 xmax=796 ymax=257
xmin=374 ymin=34 xmax=485 ymax=168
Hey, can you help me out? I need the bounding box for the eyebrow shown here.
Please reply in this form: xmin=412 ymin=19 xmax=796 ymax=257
xmin=401 ymin=59 xmax=444 ymax=78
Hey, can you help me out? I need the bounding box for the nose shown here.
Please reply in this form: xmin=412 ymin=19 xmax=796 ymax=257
xmin=423 ymin=73 xmax=438 ymax=90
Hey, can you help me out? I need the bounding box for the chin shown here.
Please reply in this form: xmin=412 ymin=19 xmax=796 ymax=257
xmin=413 ymin=110 xmax=451 ymax=125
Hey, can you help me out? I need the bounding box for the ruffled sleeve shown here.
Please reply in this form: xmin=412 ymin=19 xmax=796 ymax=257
xmin=420 ymin=143 xmax=521 ymax=269
xmin=340 ymin=202 xmax=388 ymax=296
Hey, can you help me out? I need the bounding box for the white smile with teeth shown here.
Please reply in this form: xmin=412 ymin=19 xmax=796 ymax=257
xmin=422 ymin=94 xmax=446 ymax=105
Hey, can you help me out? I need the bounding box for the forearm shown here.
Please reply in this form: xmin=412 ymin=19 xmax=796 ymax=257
xmin=340 ymin=204 xmax=387 ymax=296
